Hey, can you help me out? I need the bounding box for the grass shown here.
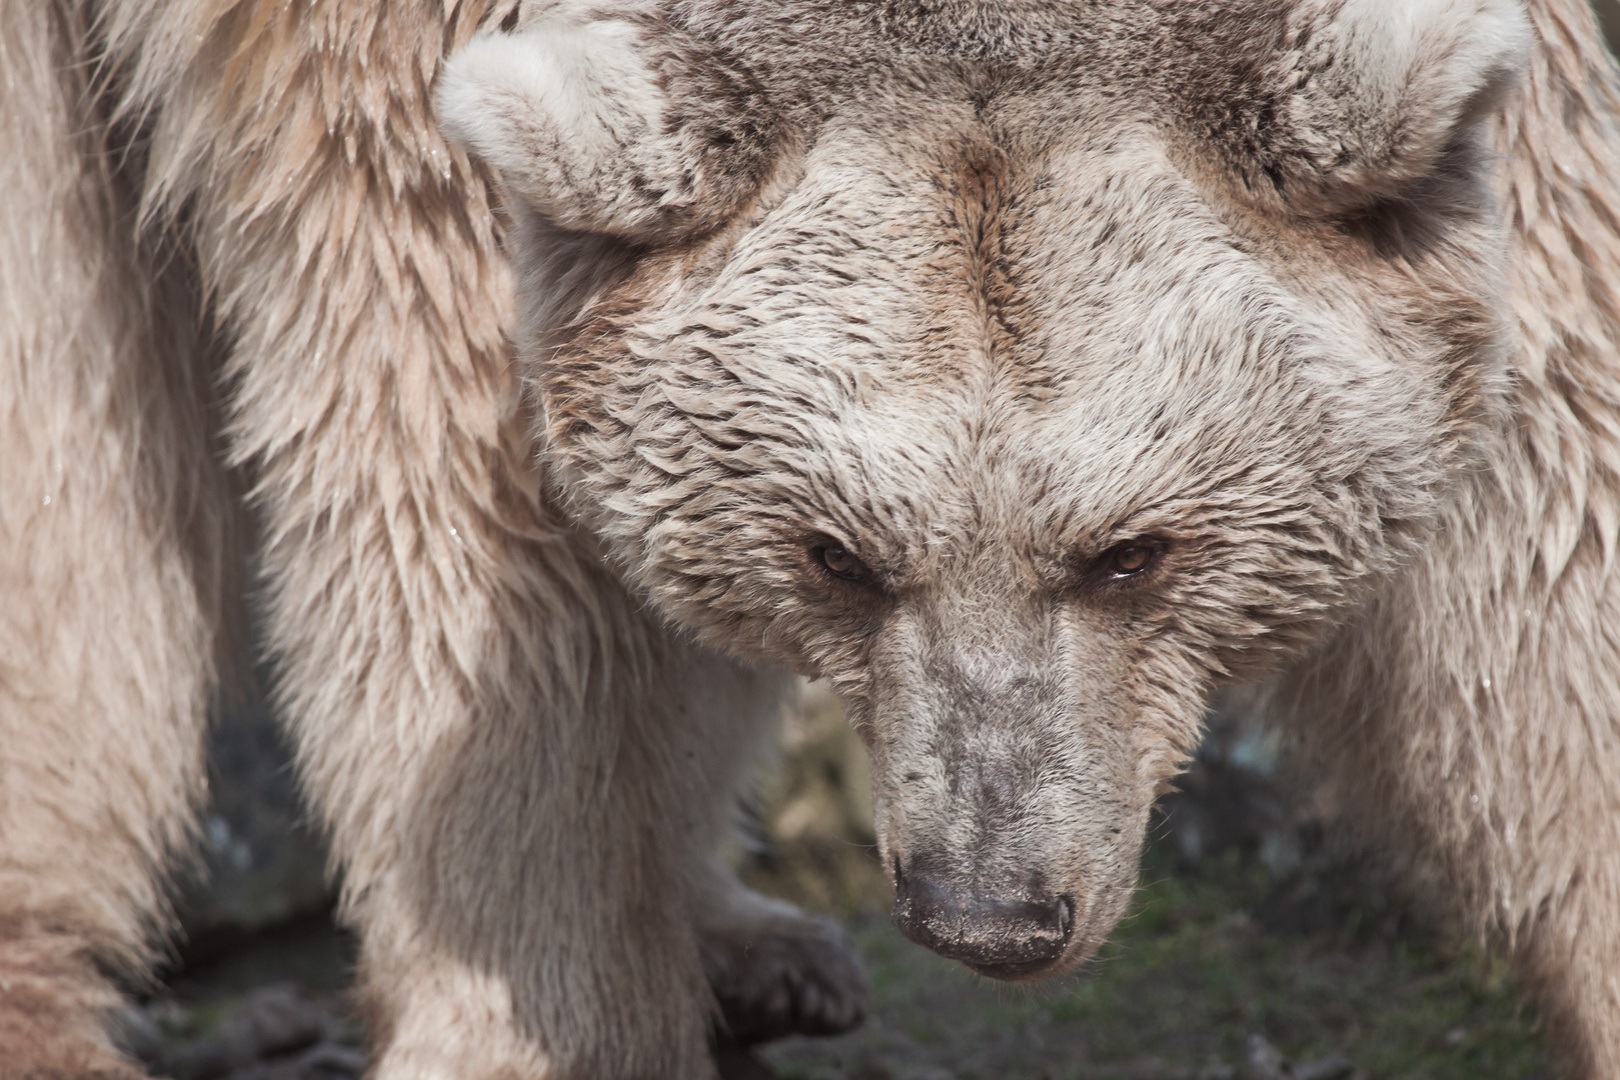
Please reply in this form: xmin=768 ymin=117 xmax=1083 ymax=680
xmin=761 ymin=850 xmax=1550 ymax=1080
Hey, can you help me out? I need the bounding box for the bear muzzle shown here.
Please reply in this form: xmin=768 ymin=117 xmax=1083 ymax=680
xmin=890 ymin=856 xmax=1076 ymax=980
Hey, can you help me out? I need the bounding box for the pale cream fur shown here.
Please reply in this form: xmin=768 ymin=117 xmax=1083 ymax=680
xmin=6 ymin=1 xmax=853 ymax=1078
xmin=5 ymin=2 xmax=1620 ymax=1080
xmin=0 ymin=1 xmax=232 ymax=1075
xmin=456 ymin=1 xmax=1620 ymax=1077
xmin=437 ymin=15 xmax=678 ymax=234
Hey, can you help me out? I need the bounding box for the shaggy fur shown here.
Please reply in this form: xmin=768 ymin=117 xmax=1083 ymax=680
xmin=4 ymin=1 xmax=1620 ymax=1079
xmin=7 ymin=0 xmax=855 ymax=1078
xmin=0 ymin=1 xmax=231 ymax=1075
xmin=449 ymin=0 xmax=1620 ymax=1075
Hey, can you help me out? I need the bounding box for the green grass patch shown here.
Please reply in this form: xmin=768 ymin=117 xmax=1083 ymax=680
xmin=763 ymin=846 xmax=1551 ymax=1080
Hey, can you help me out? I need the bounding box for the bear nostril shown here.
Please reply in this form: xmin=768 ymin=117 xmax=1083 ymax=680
xmin=890 ymin=860 xmax=1075 ymax=980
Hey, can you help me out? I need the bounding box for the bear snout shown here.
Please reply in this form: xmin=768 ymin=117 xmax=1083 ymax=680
xmin=890 ymin=857 xmax=1076 ymax=980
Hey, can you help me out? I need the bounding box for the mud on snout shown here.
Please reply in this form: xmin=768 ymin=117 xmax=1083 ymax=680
xmin=862 ymin=608 xmax=1159 ymax=983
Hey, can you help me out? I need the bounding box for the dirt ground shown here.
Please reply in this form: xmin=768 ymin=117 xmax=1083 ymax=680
xmin=126 ymin=685 xmax=1552 ymax=1080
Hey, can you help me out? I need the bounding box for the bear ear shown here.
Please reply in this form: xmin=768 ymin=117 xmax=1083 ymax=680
xmin=436 ymin=9 xmax=779 ymax=243
xmin=1205 ymin=0 xmax=1532 ymax=214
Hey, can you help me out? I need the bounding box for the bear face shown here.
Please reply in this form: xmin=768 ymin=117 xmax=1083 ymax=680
xmin=441 ymin=0 xmax=1528 ymax=980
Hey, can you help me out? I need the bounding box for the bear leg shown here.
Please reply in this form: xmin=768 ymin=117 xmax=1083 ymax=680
xmin=0 ymin=922 xmax=145 ymax=1080
xmin=283 ymin=566 xmax=784 ymax=1080
xmin=1515 ymin=868 xmax=1620 ymax=1080
xmin=1271 ymin=534 xmax=1620 ymax=1080
xmin=0 ymin=1 xmax=232 ymax=1074
xmin=662 ymin=665 xmax=868 ymax=1047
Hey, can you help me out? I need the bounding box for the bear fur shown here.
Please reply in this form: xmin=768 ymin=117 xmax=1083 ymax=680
xmin=3 ymin=1 xmax=1620 ymax=1079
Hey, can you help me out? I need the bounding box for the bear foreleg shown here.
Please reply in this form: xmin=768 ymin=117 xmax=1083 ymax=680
xmin=0 ymin=1 xmax=234 ymax=1074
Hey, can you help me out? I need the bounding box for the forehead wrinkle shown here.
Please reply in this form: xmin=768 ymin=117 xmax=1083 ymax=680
xmin=849 ymin=96 xmax=1056 ymax=562
xmin=803 ymin=392 xmax=1076 ymax=587
xmin=917 ymin=128 xmax=1024 ymax=386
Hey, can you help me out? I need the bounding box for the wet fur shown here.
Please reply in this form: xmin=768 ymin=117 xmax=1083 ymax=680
xmin=5 ymin=0 xmax=850 ymax=1077
xmin=2 ymin=2 xmax=1619 ymax=1080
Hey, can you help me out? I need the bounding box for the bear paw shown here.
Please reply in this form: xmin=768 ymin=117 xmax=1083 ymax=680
xmin=699 ymin=906 xmax=868 ymax=1044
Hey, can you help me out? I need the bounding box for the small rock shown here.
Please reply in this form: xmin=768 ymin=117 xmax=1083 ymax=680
xmin=145 ymin=998 xmax=197 ymax=1038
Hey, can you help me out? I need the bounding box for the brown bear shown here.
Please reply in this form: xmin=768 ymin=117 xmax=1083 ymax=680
xmin=4 ymin=1 xmax=1620 ymax=1079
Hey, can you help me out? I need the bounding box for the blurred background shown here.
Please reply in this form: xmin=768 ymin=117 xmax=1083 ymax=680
xmin=116 ymin=5 xmax=1620 ymax=1078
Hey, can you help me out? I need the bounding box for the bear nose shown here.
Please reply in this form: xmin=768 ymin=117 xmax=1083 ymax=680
xmin=890 ymin=859 xmax=1074 ymax=979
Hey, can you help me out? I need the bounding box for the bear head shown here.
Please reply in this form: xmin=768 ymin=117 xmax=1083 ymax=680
xmin=439 ymin=0 xmax=1530 ymax=979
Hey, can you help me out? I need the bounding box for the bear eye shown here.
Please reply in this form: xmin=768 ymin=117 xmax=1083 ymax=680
xmin=813 ymin=542 xmax=871 ymax=584
xmin=1103 ymin=539 xmax=1164 ymax=580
